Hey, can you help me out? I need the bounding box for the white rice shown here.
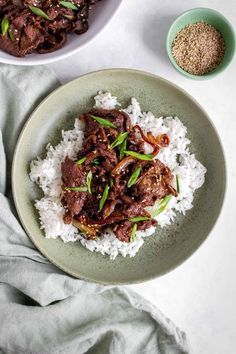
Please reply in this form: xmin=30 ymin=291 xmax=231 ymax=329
xmin=30 ymin=91 xmax=206 ymax=259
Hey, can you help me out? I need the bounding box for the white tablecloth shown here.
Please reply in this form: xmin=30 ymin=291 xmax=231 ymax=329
xmin=49 ymin=1 xmax=236 ymax=353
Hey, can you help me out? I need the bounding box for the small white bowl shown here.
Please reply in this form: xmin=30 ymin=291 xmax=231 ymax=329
xmin=0 ymin=0 xmax=122 ymax=66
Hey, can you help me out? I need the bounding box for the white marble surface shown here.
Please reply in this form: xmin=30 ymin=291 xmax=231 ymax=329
xmin=49 ymin=1 xmax=236 ymax=353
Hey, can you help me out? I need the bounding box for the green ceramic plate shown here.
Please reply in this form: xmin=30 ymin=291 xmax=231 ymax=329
xmin=12 ymin=69 xmax=226 ymax=284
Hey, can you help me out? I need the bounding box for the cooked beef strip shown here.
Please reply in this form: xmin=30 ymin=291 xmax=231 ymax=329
xmin=63 ymin=211 xmax=73 ymax=225
xmin=0 ymin=0 xmax=7 ymax=8
xmin=135 ymin=160 xmax=175 ymax=207
xmin=20 ymin=24 xmax=45 ymax=55
xmin=80 ymin=113 xmax=101 ymax=139
xmin=127 ymin=129 xmax=145 ymax=153
xmin=0 ymin=35 xmax=21 ymax=56
xmin=61 ymin=108 xmax=178 ymax=243
xmin=137 ymin=219 xmax=157 ymax=231
xmin=114 ymin=220 xmax=133 ymax=243
xmin=37 ymin=32 xmax=67 ymax=54
xmin=61 ymin=157 xmax=87 ymax=215
xmin=122 ymin=202 xmax=150 ymax=218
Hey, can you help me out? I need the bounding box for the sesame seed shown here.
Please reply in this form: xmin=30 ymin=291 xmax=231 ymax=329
xmin=172 ymin=22 xmax=225 ymax=75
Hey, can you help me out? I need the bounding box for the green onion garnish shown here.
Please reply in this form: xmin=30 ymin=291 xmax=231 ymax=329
xmin=8 ymin=29 xmax=15 ymax=41
xmin=110 ymin=178 xmax=114 ymax=187
xmin=59 ymin=1 xmax=78 ymax=10
xmin=90 ymin=114 xmax=116 ymax=128
xmin=151 ymin=195 xmax=172 ymax=218
xmin=64 ymin=186 xmax=88 ymax=192
xmin=76 ymin=156 xmax=87 ymax=165
xmin=119 ymin=138 xmax=127 ymax=159
xmin=99 ymin=184 xmax=110 ymax=212
xmin=176 ymin=175 xmax=180 ymax=193
xmin=63 ymin=14 xmax=75 ymax=20
xmin=1 ymin=16 xmax=9 ymax=36
xmin=92 ymin=157 xmax=100 ymax=165
xmin=110 ymin=132 xmax=129 ymax=150
xmin=127 ymin=167 xmax=141 ymax=188
xmin=28 ymin=6 xmax=51 ymax=20
xmin=130 ymin=223 xmax=137 ymax=243
xmin=125 ymin=150 xmax=153 ymax=161
xmin=129 ymin=216 xmax=150 ymax=222
xmin=86 ymin=171 xmax=93 ymax=194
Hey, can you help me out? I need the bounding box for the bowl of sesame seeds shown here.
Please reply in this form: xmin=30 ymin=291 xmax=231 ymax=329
xmin=166 ymin=8 xmax=235 ymax=79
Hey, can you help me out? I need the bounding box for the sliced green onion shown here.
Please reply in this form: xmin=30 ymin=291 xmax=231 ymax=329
xmin=92 ymin=157 xmax=100 ymax=165
xmin=99 ymin=184 xmax=110 ymax=212
xmin=109 ymin=178 xmax=114 ymax=187
xmin=8 ymin=29 xmax=15 ymax=41
xmin=1 ymin=16 xmax=9 ymax=36
xmin=129 ymin=216 xmax=150 ymax=222
xmin=90 ymin=114 xmax=116 ymax=128
xmin=63 ymin=14 xmax=75 ymax=20
xmin=151 ymin=195 xmax=172 ymax=218
xmin=59 ymin=1 xmax=78 ymax=10
xmin=130 ymin=223 xmax=137 ymax=243
xmin=127 ymin=167 xmax=141 ymax=188
xmin=76 ymin=156 xmax=87 ymax=165
xmin=86 ymin=171 xmax=93 ymax=194
xmin=28 ymin=6 xmax=51 ymax=20
xmin=110 ymin=132 xmax=128 ymax=150
xmin=64 ymin=186 xmax=88 ymax=192
xmin=119 ymin=138 xmax=127 ymax=159
xmin=176 ymin=175 xmax=180 ymax=193
xmin=125 ymin=150 xmax=153 ymax=161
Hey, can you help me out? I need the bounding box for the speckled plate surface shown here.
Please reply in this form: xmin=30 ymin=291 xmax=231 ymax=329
xmin=12 ymin=69 xmax=226 ymax=284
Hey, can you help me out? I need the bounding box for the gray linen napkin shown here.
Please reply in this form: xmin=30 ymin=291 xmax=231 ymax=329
xmin=0 ymin=64 xmax=188 ymax=354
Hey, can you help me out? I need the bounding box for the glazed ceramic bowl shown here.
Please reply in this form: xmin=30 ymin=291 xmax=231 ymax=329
xmin=0 ymin=0 xmax=122 ymax=66
xmin=12 ymin=69 xmax=226 ymax=284
xmin=166 ymin=8 xmax=235 ymax=79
